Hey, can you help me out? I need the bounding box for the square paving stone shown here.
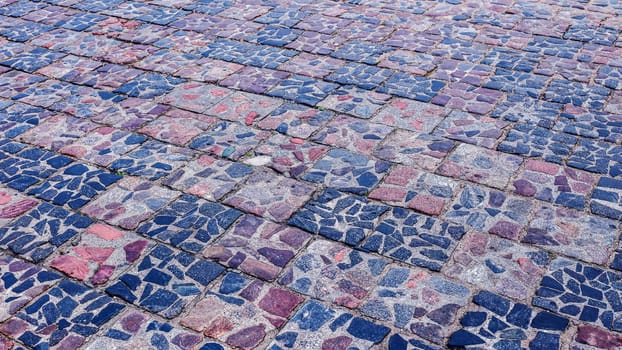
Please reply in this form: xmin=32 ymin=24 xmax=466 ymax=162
xmin=47 ymin=223 xmax=153 ymax=286
xmin=224 ymin=169 xmax=315 ymax=223
xmin=544 ymin=79 xmax=611 ymax=110
xmin=379 ymin=50 xmax=438 ymax=75
xmin=491 ymin=95 xmax=563 ymax=128
xmin=269 ymin=300 xmax=390 ymax=348
xmin=27 ymin=163 xmax=122 ymax=210
xmin=133 ymin=49 xmax=200 ymax=74
xmin=285 ymin=30 xmax=348 ymax=56
xmin=153 ymin=29 xmax=214 ymax=53
xmin=0 ymin=280 xmax=125 ymax=350
xmin=568 ymin=139 xmax=622 ymax=177
xmin=379 ymin=333 xmax=445 ymax=350
xmin=533 ymin=258 xmax=622 ymax=332
xmin=92 ymin=97 xmax=170 ymax=131
xmin=0 ymin=47 xmax=65 ymax=73
xmin=105 ymin=244 xmax=224 ymax=319
xmin=277 ymin=52 xmax=345 ymax=78
xmin=369 ymin=165 xmax=458 ymax=216
xmin=301 ymin=148 xmax=391 ymax=195
xmin=371 ymin=98 xmax=449 ymax=132
xmin=326 ymin=62 xmax=393 ymax=90
xmin=204 ymin=214 xmax=311 ymax=281
xmin=524 ymin=203 xmax=619 ymax=265
xmin=278 ymin=239 xmax=389 ymax=309
xmin=221 ymin=66 xmax=289 ymax=94
xmin=437 ymin=143 xmax=523 ymax=189
xmin=0 ymin=146 xmax=73 ymax=192
xmin=444 ymin=185 xmax=533 ymax=241
xmin=499 ymin=123 xmax=579 ymax=164
xmin=0 ymin=255 xmax=62 ymax=322
xmin=373 ymin=131 xmax=455 ymax=171
xmin=0 ymin=21 xmax=51 ymax=42
xmin=294 ymin=13 xmax=352 ymax=34
xmin=59 ymin=127 xmax=147 ymax=167
xmin=0 ymin=185 xmax=38 ymax=227
xmin=139 ymin=108 xmax=217 ymax=146
xmin=114 ymin=73 xmax=186 ymax=99
xmin=0 ymin=71 xmax=45 ymax=99
xmin=317 ymin=85 xmax=390 ymax=119
xmin=188 ymin=121 xmax=271 ymax=160
xmin=534 ymin=56 xmax=596 ymax=84
xmin=162 ymin=154 xmax=253 ymax=201
xmin=67 ymin=63 xmax=143 ymax=91
xmin=288 ymin=188 xmax=388 ymax=246
xmin=137 ymin=193 xmax=242 ymax=254
xmin=245 ymin=25 xmax=302 ymax=47
xmin=433 ymin=110 xmax=510 ymax=149
xmin=255 ymin=6 xmax=309 ymax=27
xmin=379 ymin=72 xmax=446 ymax=103
xmin=445 ymin=231 xmax=550 ymax=300
xmin=12 ymin=80 xmax=79 ymax=108
xmin=431 ymin=83 xmax=503 ymax=115
xmin=49 ymin=86 xmax=125 ymax=119
xmin=361 ymin=265 xmax=470 ymax=343
xmin=201 ymin=38 xmax=296 ymax=69
xmin=267 ymin=74 xmax=339 ymax=106
xmin=204 ymin=91 xmax=282 ymax=124
xmin=570 ymin=325 xmax=622 ymax=350
xmin=595 ymin=65 xmax=622 ymax=90
xmin=554 ymin=105 xmax=622 ymax=143
xmin=0 ymin=102 xmax=53 ymax=139
xmin=481 ymin=47 xmax=542 ymax=72
xmin=512 ymin=159 xmax=597 ymax=210
xmin=330 ymin=40 xmax=394 ymax=65
xmin=448 ymin=291 xmax=568 ymax=350
xmin=157 ymin=82 xmax=232 ymax=113
xmin=18 ymin=114 xmax=98 ymax=152
xmin=181 ymin=271 xmax=304 ymax=348
xmin=564 ymin=24 xmax=619 ymax=46
xmin=81 ymin=176 xmax=178 ymax=230
xmin=359 ymin=206 xmax=466 ymax=272
xmin=484 ymin=68 xmax=549 ymax=98
xmin=85 ymin=309 xmax=204 ymax=350
xmin=590 ymin=177 xmax=622 ymax=220
xmin=430 ymin=59 xmax=493 ymax=86
xmin=174 ymin=57 xmax=243 ymax=82
xmin=108 ymin=140 xmax=195 ymax=180
xmin=311 ymin=114 xmax=393 ymax=155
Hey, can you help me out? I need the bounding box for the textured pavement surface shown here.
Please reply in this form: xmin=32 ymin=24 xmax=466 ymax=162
xmin=1 ymin=0 xmax=622 ymax=349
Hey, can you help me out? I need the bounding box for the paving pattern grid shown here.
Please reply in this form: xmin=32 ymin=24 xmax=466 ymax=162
xmin=1 ymin=0 xmax=622 ymax=349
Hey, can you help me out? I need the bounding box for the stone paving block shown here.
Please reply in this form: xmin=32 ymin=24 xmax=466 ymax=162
xmin=0 ymin=20 xmax=51 ymax=42
xmin=245 ymin=25 xmax=302 ymax=47
xmin=373 ymin=131 xmax=454 ymax=172
xmin=533 ymin=257 xmax=622 ymax=332
xmin=81 ymin=176 xmax=178 ymax=230
xmin=0 ymin=102 xmax=53 ymax=139
xmin=254 ymin=102 xmax=334 ymax=139
xmin=438 ymin=143 xmax=522 ymax=189
xmin=430 ymin=59 xmax=492 ymax=86
xmin=133 ymin=49 xmax=199 ymax=74
xmin=92 ymin=97 xmax=170 ymax=131
xmin=568 ymin=139 xmax=622 ymax=177
xmin=498 ymin=123 xmax=579 ymax=164
xmin=606 ymin=90 xmax=622 ymax=114
xmin=570 ymin=325 xmax=622 ymax=350
xmin=0 ymin=47 xmax=65 ymax=73
xmin=288 ymin=188 xmax=388 ymax=246
xmin=246 ymin=134 xmax=329 ymax=178
xmin=379 ymin=73 xmax=445 ymax=103
xmin=255 ymin=6 xmax=309 ymax=27
xmin=162 ymin=154 xmax=253 ymax=201
xmin=0 ymin=71 xmax=45 ymax=99
xmin=49 ymin=223 xmax=152 ymax=286
xmin=444 ymin=185 xmax=533 ymax=240
xmin=204 ymin=214 xmax=311 ymax=281
xmin=278 ymin=239 xmax=389 ymax=309
xmin=0 ymin=280 xmax=125 ymax=349
xmin=326 ymin=62 xmax=393 ymax=90
xmin=202 ymin=38 xmax=297 ymax=70
xmin=361 ymin=265 xmax=470 ymax=343
xmin=430 ymin=38 xmax=489 ymax=63
xmin=386 ymin=29 xmax=440 ymax=53
xmin=579 ymin=44 xmax=622 ymax=68
xmin=188 ymin=121 xmax=271 ymax=160
xmin=564 ymin=24 xmax=619 ymax=46
xmin=136 ymin=5 xmax=188 ymax=25
xmin=67 ymin=63 xmax=143 ymax=90
xmin=49 ymin=86 xmax=125 ymax=119
xmin=221 ymin=66 xmax=289 ymax=94
xmin=294 ymin=13 xmax=351 ymax=34
xmin=277 ymin=52 xmax=345 ymax=78
xmin=317 ymin=85 xmax=390 ymax=119
xmin=330 ymin=40 xmax=393 ymax=65
xmin=204 ymin=91 xmax=281 ymax=124
xmin=28 ymin=163 xmax=122 ymax=210
xmin=525 ymin=203 xmax=618 ymax=265
xmin=302 ymin=148 xmax=391 ymax=195
xmin=544 ymin=79 xmax=611 ymax=110
xmin=12 ymin=79 xmax=79 ymax=108
xmin=336 ymin=22 xmax=395 ymax=43
xmin=534 ymin=56 xmax=596 ymax=83
xmin=224 ymin=169 xmax=315 ymax=223
xmin=0 ymin=202 xmax=93 ymax=262
xmin=109 ymin=140 xmax=195 ymax=180
xmin=523 ymin=35 xmax=583 ymax=59
xmin=267 ymin=74 xmax=338 ymax=106
xmin=431 ymin=83 xmax=503 ymax=115
xmin=445 ymin=232 xmax=550 ymax=300
xmin=433 ymin=110 xmax=509 ymax=149
xmin=0 ymin=185 xmax=38 ymax=227
xmin=152 ymin=29 xmax=214 ymax=53
xmin=0 ymin=255 xmax=62 ymax=322
xmin=371 ymin=98 xmax=449 ymax=132
xmin=512 ymin=159 xmax=597 ymax=210
xmin=448 ymin=291 xmax=568 ymax=349
xmin=158 ymin=82 xmax=232 ymax=113
xmin=361 ymin=206 xmax=466 ymax=271
xmin=369 ymin=166 xmax=457 ymax=216
xmin=0 ymin=0 xmax=45 ymax=17
xmin=285 ymin=30 xmax=348 ymax=55
xmin=86 ymin=309 xmax=204 ymax=350
xmin=484 ymin=68 xmax=549 ymax=98
xmin=111 ymin=23 xmax=178 ymax=45
xmin=481 ymin=47 xmax=542 ymax=72
xmin=590 ymin=177 xmax=622 ymax=220
xmin=378 ymin=333 xmax=444 ymax=350
xmin=139 ymin=108 xmax=217 ymax=146
xmin=378 ymin=50 xmax=437 ymax=75
xmin=114 ymin=72 xmax=186 ymax=99
xmin=54 ymin=12 xmax=107 ymax=31
xmin=136 ymin=193 xmax=242 ymax=254
xmin=594 ymin=65 xmax=622 ymax=90
xmin=106 ymin=244 xmax=224 ymax=319
xmin=312 ymin=114 xmax=393 ymax=155
xmin=174 ymin=57 xmax=242 ymax=83
xmin=554 ymin=105 xmax=622 ymax=143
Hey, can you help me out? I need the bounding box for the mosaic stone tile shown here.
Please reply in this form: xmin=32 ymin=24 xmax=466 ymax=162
xmin=218 ymin=3 xmax=270 ymax=20
xmin=594 ymin=65 xmax=622 ymax=90
xmin=275 ymin=52 xmax=344 ymax=79
xmin=430 ymin=38 xmax=489 ymax=64
xmin=570 ymin=325 xmax=622 ymax=350
xmin=579 ymin=44 xmax=622 ymax=68
xmin=152 ymin=29 xmax=214 ymax=53
xmin=139 ymin=109 xmax=216 ymax=146
xmin=81 ymin=176 xmax=178 ymax=230
xmin=84 ymin=16 xmax=141 ymax=38
xmin=483 ymin=68 xmax=549 ymax=98
xmin=371 ymin=98 xmax=449 ymax=132
xmin=204 ymin=91 xmax=282 ymax=124
xmin=0 ymin=280 xmax=125 ymax=349
xmin=301 ymin=148 xmax=391 ymax=195
xmin=430 ymin=59 xmax=492 ymax=86
xmin=533 ymin=258 xmax=622 ymax=331
xmin=0 ymin=41 xmax=29 ymax=63
xmin=12 ymin=80 xmax=79 ymax=108
xmin=224 ymin=169 xmax=315 ymax=223
xmin=490 ymin=94 xmax=562 ymax=128
xmin=50 ymin=223 xmax=152 ymax=286
xmin=0 ymin=0 xmax=45 ymax=17
xmin=115 ymin=73 xmax=186 ymax=99
xmin=0 ymin=202 xmax=92 ymax=262
xmin=590 ymin=177 xmax=622 ymax=220
xmin=361 ymin=265 xmax=470 ymax=343
xmin=267 ymin=74 xmax=338 ymax=106
xmin=204 ymin=214 xmax=311 ymax=281
xmin=312 ymin=115 xmax=392 ymax=155
xmin=221 ymin=66 xmax=289 ymax=94
xmin=92 ymin=97 xmax=170 ymax=131
xmin=255 ymin=6 xmax=309 ymax=27
xmin=106 ymin=244 xmax=224 ymax=318
xmin=433 ymin=110 xmax=509 ymax=149
xmin=174 ymin=57 xmax=243 ymax=83
xmin=188 ymin=121 xmax=271 ymax=160
xmin=54 ymin=12 xmax=107 ymax=31
xmin=68 ymin=63 xmax=143 ymax=91
xmin=564 ymin=24 xmax=619 ymax=46
xmin=369 ymin=166 xmax=458 ymax=216
xmin=498 ymin=123 xmax=579 ymax=164
xmin=255 ymin=102 xmax=334 ymax=139
xmin=481 ymin=47 xmax=541 ymax=72
xmin=386 ymin=29 xmax=441 ymax=53
xmin=169 ymin=13 xmax=218 ymax=32
xmin=378 ymin=50 xmax=437 ymax=75
xmin=49 ymin=86 xmax=125 ymax=119
xmin=294 ymin=13 xmax=351 ymax=34
xmin=246 ymin=134 xmax=329 ymax=178
xmin=431 ymin=83 xmax=504 ymax=115
xmin=535 ymin=56 xmax=596 ymax=83
xmin=0 ymin=185 xmax=38 ymax=227
xmin=96 ymin=42 xmax=156 ymax=65
xmin=544 ymin=79 xmax=611 ymax=110
xmin=270 ymin=300 xmax=390 ymax=349
xmin=183 ymin=0 xmax=231 ymax=14
xmin=444 ymin=185 xmax=533 ymax=240
xmin=0 ymin=145 xmax=73 ymax=192
xmin=245 ymin=25 xmax=302 ymax=47
xmin=59 ymin=127 xmax=146 ymax=167
xmin=0 ymin=102 xmax=53 ymax=139
xmin=109 ymin=140 xmax=195 ymax=180
xmin=112 ymin=23 xmax=178 ymax=45
xmin=438 ymin=143 xmax=522 ymax=189
xmin=133 ymin=49 xmax=200 ymax=74
xmin=18 ymin=114 xmax=97 ymax=152
xmin=567 ymin=139 xmax=622 ymax=177
xmin=0 ymin=21 xmax=51 ymax=42
xmin=285 ymin=30 xmax=348 ymax=55
xmin=101 ymin=1 xmax=151 ymax=19
xmin=202 ymin=38 xmax=297 ymax=69
xmin=474 ymin=26 xmax=533 ymax=49
xmin=330 ymin=40 xmax=393 ymax=65
xmin=162 ymin=154 xmax=253 ymax=201
xmin=379 ymin=73 xmax=445 ymax=103
xmin=86 ymin=309 xmax=204 ymax=350
xmin=326 ymin=62 xmax=393 ymax=90
xmin=336 ymin=22 xmax=394 ymax=43
xmin=523 ymin=35 xmax=583 ymax=58
xmin=317 ymin=85 xmax=390 ymax=119
xmin=0 ymin=71 xmax=45 ymax=99
xmin=375 ymin=132 xmax=453 ymax=173
xmin=35 ymin=54 xmax=101 ymax=81
xmin=448 ymin=291 xmax=568 ymax=349
xmin=157 ymin=82 xmax=231 ymax=113
xmin=606 ymin=90 xmax=622 ymax=114
xmin=136 ymin=6 xmax=188 ymax=25
xmin=0 ymin=47 xmax=65 ymax=73
xmin=288 ymin=189 xmax=388 ymax=246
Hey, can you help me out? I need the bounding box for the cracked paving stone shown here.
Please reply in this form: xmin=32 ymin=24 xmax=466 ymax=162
xmin=277 ymin=52 xmax=345 ymax=79
xmin=379 ymin=72 xmax=445 ymax=103
xmin=221 ymin=66 xmax=289 ymax=94
xmin=326 ymin=62 xmax=393 ymax=90
xmin=114 ymin=72 xmax=186 ymax=99
xmin=544 ymin=79 xmax=611 ymax=110
xmin=499 ymin=122 xmax=579 ymax=164
xmin=174 ymin=57 xmax=243 ymax=83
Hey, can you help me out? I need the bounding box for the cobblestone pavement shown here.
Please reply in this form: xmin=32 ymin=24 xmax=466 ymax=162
xmin=1 ymin=0 xmax=622 ymax=349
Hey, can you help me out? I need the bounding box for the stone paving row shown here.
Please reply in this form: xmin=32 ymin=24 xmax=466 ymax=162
xmin=2 ymin=0 xmax=622 ymax=349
